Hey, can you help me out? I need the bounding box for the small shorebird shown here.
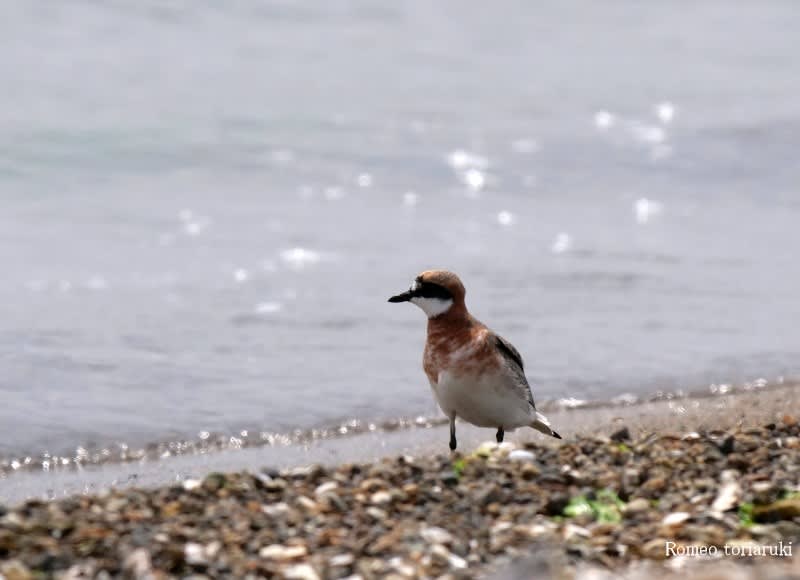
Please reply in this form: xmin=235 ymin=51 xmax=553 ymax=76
xmin=389 ymin=269 xmax=562 ymax=450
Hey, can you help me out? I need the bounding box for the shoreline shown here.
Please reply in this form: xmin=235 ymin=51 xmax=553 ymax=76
xmin=1 ymin=386 xmax=798 ymax=578
xmin=3 ymin=376 xmax=795 ymax=483
xmin=1 ymin=382 xmax=798 ymax=507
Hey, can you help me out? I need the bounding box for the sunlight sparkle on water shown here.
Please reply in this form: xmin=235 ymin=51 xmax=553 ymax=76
xmin=255 ymin=301 xmax=282 ymax=314
xmin=634 ymin=198 xmax=664 ymax=224
xmin=497 ymin=210 xmax=515 ymax=226
xmin=593 ymin=110 xmax=616 ymax=130
xmin=356 ymin=173 xmax=373 ymax=188
xmin=655 ymin=101 xmax=676 ymax=124
xmin=280 ymin=247 xmax=321 ymax=269
xmin=402 ymin=191 xmax=418 ymax=207
xmin=446 ymin=149 xmax=488 ymax=171
xmin=463 ymin=168 xmax=486 ymax=192
xmin=551 ymin=233 xmax=572 ymax=254
xmin=178 ymin=209 xmax=211 ymax=236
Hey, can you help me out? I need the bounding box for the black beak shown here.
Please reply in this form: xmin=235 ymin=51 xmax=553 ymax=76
xmin=388 ymin=290 xmax=413 ymax=303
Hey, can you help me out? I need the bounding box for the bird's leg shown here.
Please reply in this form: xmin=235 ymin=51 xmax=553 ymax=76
xmin=449 ymin=415 xmax=457 ymax=451
xmin=496 ymin=427 xmax=504 ymax=443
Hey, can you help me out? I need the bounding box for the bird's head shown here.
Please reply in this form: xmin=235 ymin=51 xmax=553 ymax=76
xmin=388 ymin=269 xmax=466 ymax=318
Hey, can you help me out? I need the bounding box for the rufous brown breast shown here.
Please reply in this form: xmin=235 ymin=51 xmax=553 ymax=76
xmin=423 ymin=310 xmax=501 ymax=385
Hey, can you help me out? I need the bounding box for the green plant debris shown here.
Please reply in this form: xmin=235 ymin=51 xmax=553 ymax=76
xmin=452 ymin=458 xmax=466 ymax=479
xmin=738 ymin=502 xmax=755 ymax=527
xmin=563 ymin=490 xmax=625 ymax=523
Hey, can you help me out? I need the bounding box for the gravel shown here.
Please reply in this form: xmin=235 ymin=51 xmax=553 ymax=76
xmin=0 ymin=416 xmax=798 ymax=579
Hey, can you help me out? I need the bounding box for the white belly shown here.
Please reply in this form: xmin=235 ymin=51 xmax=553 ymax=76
xmin=430 ymin=371 xmax=533 ymax=429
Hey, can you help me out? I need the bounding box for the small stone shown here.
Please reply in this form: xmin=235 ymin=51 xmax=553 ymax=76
xmin=296 ymin=496 xmax=319 ymax=512
xmin=562 ymin=524 xmax=590 ymax=541
xmin=370 ymin=491 xmax=392 ymax=505
xmin=366 ymin=507 xmax=387 ymax=521
xmin=774 ymin=520 xmax=800 ymax=537
xmin=751 ymin=482 xmax=779 ymax=505
xmin=329 ymin=553 xmax=355 ymax=567
xmin=388 ymin=556 xmax=416 ymax=577
xmin=475 ymin=441 xmax=499 ymax=457
xmin=544 ymin=493 xmax=570 ymax=516
xmin=321 ymin=492 xmax=348 ymax=512
xmin=718 ymin=435 xmax=735 ymax=454
xmin=0 ymin=560 xmax=32 ymax=580
xmin=261 ymin=477 xmax=288 ymax=492
xmin=59 ymin=564 xmax=96 ymax=580
xmin=205 ymin=541 xmax=221 ymax=559
xmin=518 ymin=521 xmax=557 ymax=538
xmin=520 ymin=463 xmax=541 ymax=479
xmin=642 ymin=477 xmax=666 ymax=494
xmin=439 ymin=471 xmax=459 ymax=486
xmin=182 ymin=479 xmax=202 ymax=491
xmin=475 ymin=484 xmax=502 ymax=507
xmin=185 ymin=542 xmax=207 ymax=566
xmin=314 ymin=481 xmax=339 ymax=497
xmin=610 ymin=426 xmax=631 ymax=442
xmin=259 ymin=544 xmax=308 ymax=560
xmin=123 ymin=548 xmax=153 ymax=577
xmin=202 ymin=472 xmax=226 ymax=492
xmin=661 ymin=512 xmax=690 ymax=527
xmin=359 ymin=478 xmax=386 ymax=492
xmin=711 ymin=480 xmax=741 ymax=513
xmin=430 ymin=544 xmax=467 ymax=569
xmin=283 ymin=563 xmax=320 ymax=580
xmin=420 ymin=526 xmax=453 ymax=545
xmin=508 ymin=449 xmax=536 ymax=462
xmin=623 ymin=498 xmax=651 ymax=516
xmin=641 ymin=538 xmax=669 ymax=560
xmin=262 ymin=502 xmax=290 ymax=517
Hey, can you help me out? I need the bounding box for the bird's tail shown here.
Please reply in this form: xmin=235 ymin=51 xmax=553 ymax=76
xmin=531 ymin=411 xmax=562 ymax=439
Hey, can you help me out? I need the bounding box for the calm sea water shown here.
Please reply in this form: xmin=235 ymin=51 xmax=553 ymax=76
xmin=2 ymin=1 xmax=800 ymax=458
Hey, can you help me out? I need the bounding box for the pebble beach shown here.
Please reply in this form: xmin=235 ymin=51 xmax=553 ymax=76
xmin=1 ymin=387 xmax=798 ymax=579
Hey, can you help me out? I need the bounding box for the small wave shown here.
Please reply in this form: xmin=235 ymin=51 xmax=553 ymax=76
xmin=0 ymin=376 xmax=794 ymax=482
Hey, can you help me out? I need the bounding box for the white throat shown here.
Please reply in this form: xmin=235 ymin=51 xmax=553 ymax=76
xmin=410 ymin=296 xmax=453 ymax=318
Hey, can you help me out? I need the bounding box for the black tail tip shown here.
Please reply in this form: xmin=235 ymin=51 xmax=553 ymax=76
xmin=552 ymin=431 xmax=563 ymax=440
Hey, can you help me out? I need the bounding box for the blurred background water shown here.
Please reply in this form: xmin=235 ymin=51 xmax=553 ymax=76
xmin=2 ymin=1 xmax=799 ymax=457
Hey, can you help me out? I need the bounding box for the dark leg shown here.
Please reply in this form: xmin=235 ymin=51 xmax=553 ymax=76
xmin=496 ymin=427 xmax=504 ymax=443
xmin=449 ymin=415 xmax=457 ymax=451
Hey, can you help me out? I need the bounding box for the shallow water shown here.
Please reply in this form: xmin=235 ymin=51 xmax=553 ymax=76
xmin=2 ymin=1 xmax=800 ymax=459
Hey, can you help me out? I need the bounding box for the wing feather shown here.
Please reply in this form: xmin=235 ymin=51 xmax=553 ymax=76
xmin=491 ymin=332 xmax=537 ymax=409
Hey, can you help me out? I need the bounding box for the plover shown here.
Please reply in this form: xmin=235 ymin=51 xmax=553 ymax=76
xmin=389 ymin=269 xmax=562 ymax=450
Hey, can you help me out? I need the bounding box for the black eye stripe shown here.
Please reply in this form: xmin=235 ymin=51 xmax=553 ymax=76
xmin=414 ymin=281 xmax=452 ymax=300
